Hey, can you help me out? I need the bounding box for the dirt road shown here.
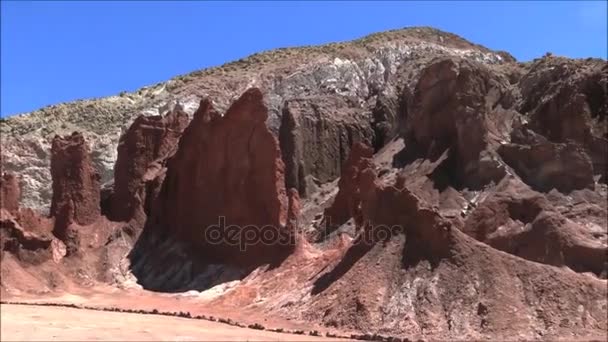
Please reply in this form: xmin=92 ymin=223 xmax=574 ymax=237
xmin=0 ymin=304 xmax=338 ymax=341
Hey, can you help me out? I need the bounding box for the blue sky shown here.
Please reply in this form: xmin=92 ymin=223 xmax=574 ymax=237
xmin=1 ymin=1 xmax=606 ymax=118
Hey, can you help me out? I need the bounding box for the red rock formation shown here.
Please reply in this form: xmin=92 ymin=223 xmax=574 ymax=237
xmin=463 ymin=179 xmax=547 ymax=242
xmin=306 ymin=163 xmax=606 ymax=339
xmin=322 ymin=142 xmax=374 ymax=235
xmin=50 ymin=132 xmax=101 ymax=253
xmin=356 ymin=164 xmax=457 ymax=260
xmin=15 ymin=208 xmax=55 ymax=237
xmin=0 ymin=173 xmax=20 ymax=213
xmin=0 ymin=209 xmax=55 ymax=265
xmin=463 ymin=178 xmax=607 ymax=276
xmin=158 ymin=88 xmax=293 ymax=266
xmin=0 ymin=171 xmax=58 ymax=264
xmin=111 ymin=105 xmax=189 ymax=223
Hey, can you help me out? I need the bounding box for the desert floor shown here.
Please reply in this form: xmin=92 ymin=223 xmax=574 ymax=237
xmin=0 ymin=304 xmax=340 ymax=341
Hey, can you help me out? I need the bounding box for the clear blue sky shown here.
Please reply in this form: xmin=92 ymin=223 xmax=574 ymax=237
xmin=1 ymin=1 xmax=606 ymax=117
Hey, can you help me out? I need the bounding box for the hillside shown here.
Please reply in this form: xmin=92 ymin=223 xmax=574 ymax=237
xmin=0 ymin=26 xmax=606 ymax=341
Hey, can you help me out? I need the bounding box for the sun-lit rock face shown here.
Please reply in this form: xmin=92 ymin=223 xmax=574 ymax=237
xmin=110 ymin=105 xmax=189 ymax=224
xmin=50 ymin=132 xmax=101 ymax=253
xmin=157 ymin=88 xmax=295 ymax=266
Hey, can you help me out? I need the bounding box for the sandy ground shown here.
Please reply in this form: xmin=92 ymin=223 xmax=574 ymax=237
xmin=1 ymin=286 xmax=351 ymax=336
xmin=0 ymin=304 xmax=341 ymax=341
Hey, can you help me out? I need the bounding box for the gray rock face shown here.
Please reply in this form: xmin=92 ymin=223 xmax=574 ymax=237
xmin=1 ymin=27 xmax=509 ymax=212
xmin=279 ymin=96 xmax=374 ymax=197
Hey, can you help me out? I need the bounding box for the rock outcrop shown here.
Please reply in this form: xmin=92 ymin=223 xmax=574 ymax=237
xmin=520 ymin=57 xmax=608 ymax=182
xmin=463 ymin=178 xmax=607 ymax=276
xmin=156 ymin=88 xmax=294 ymax=266
xmin=111 ymin=105 xmax=189 ymax=224
xmin=0 ymin=173 xmax=20 ymax=213
xmin=498 ymin=139 xmax=595 ymax=192
xmin=50 ymin=132 xmax=101 ymax=253
xmin=321 ymin=142 xmax=374 ymax=236
xmin=355 ymin=164 xmax=458 ymax=261
xmin=400 ymin=57 xmax=516 ymax=188
xmin=279 ymin=96 xmax=374 ymax=197
xmin=0 ymin=209 xmax=57 ymax=265
xmin=296 ymin=160 xmax=607 ymax=340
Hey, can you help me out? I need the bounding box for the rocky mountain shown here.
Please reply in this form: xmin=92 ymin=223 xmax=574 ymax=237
xmin=1 ymin=27 xmax=510 ymax=212
xmin=1 ymin=27 xmax=607 ymax=341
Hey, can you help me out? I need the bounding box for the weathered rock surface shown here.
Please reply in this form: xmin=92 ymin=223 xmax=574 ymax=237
xmin=0 ymin=191 xmax=68 ymax=274
xmin=401 ymin=57 xmax=515 ymax=188
xmin=111 ymin=105 xmax=189 ymax=223
xmin=50 ymin=132 xmax=101 ymax=253
xmin=279 ymin=96 xmax=374 ymax=197
xmin=498 ymin=139 xmax=595 ymax=192
xmin=155 ymin=88 xmax=294 ymax=267
xmin=0 ymin=173 xmax=20 ymax=213
xmin=125 ymin=89 xmax=297 ymax=291
xmin=0 ymin=209 xmax=61 ymax=265
xmin=251 ymin=161 xmax=607 ymax=340
xmin=463 ymin=177 xmax=607 ymax=276
xmin=520 ymin=57 xmax=608 ymax=182
xmin=321 ymin=142 xmax=374 ymax=236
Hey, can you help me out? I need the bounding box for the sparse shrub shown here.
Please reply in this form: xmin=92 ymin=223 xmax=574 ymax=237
xmin=248 ymin=323 xmax=265 ymax=330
